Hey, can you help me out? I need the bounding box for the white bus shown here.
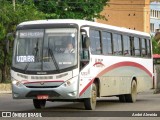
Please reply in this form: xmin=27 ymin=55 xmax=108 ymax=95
xmin=11 ymin=19 xmax=153 ymax=110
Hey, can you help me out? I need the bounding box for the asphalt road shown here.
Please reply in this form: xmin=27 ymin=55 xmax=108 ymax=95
xmin=0 ymin=90 xmax=160 ymax=120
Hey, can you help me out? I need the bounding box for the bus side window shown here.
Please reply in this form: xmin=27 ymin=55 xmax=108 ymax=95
xmin=141 ymin=38 xmax=147 ymax=57
xmin=134 ymin=37 xmax=141 ymax=57
xmin=123 ymin=35 xmax=131 ymax=56
xmin=146 ymin=39 xmax=151 ymax=58
xmin=102 ymin=32 xmax=112 ymax=55
xmin=90 ymin=30 xmax=101 ymax=54
xmin=130 ymin=36 xmax=135 ymax=56
xmin=113 ymin=34 xmax=122 ymax=55
xmin=117 ymin=34 xmax=122 ymax=55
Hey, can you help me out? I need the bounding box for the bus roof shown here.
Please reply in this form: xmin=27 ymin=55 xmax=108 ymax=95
xmin=18 ymin=19 xmax=150 ymax=37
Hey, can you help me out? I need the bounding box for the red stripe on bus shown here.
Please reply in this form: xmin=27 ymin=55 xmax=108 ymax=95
xmin=79 ymin=79 xmax=94 ymax=97
xmin=97 ymin=61 xmax=152 ymax=77
xmin=79 ymin=61 xmax=152 ymax=96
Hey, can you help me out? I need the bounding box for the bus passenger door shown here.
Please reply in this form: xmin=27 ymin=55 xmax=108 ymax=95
xmin=80 ymin=31 xmax=90 ymax=69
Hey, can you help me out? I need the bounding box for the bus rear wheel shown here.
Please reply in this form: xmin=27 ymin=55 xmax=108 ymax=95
xmin=84 ymin=82 xmax=97 ymax=110
xmin=33 ymin=99 xmax=46 ymax=109
xmin=125 ymin=80 xmax=137 ymax=103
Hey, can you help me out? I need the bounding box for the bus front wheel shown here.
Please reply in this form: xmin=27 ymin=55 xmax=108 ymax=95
xmin=84 ymin=82 xmax=97 ymax=110
xmin=33 ymin=99 xmax=46 ymax=109
xmin=125 ymin=80 xmax=137 ymax=103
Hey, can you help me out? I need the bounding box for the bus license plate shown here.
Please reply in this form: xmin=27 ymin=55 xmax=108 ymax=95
xmin=37 ymin=95 xmax=48 ymax=99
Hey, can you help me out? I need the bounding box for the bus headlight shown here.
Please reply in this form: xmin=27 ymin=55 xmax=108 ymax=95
xmin=64 ymin=77 xmax=77 ymax=87
xmin=12 ymin=78 xmax=21 ymax=87
xmin=66 ymin=80 xmax=72 ymax=86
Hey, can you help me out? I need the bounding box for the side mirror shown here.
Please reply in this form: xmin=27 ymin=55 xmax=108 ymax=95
xmin=84 ymin=37 xmax=90 ymax=49
xmin=5 ymin=33 xmax=13 ymax=54
xmin=5 ymin=39 xmax=9 ymax=54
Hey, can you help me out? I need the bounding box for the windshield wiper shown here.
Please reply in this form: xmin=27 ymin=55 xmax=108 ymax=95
xmin=48 ymin=48 xmax=60 ymax=72
xmin=24 ymin=40 xmax=39 ymax=73
xmin=24 ymin=40 xmax=60 ymax=73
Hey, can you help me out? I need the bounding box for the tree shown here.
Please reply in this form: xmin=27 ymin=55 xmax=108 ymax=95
xmin=152 ymin=36 xmax=160 ymax=54
xmin=0 ymin=0 xmax=45 ymax=83
xmin=0 ymin=0 xmax=109 ymax=82
xmin=34 ymin=0 xmax=109 ymax=20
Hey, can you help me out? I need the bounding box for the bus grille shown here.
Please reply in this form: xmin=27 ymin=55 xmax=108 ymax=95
xmin=26 ymin=91 xmax=60 ymax=97
xmin=25 ymin=86 xmax=59 ymax=88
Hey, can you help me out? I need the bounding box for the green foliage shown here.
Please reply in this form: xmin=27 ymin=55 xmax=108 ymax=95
xmin=0 ymin=0 xmax=45 ymax=82
xmin=0 ymin=24 xmax=6 ymax=40
xmin=15 ymin=1 xmax=45 ymax=22
xmin=0 ymin=0 xmax=109 ymax=82
xmin=0 ymin=0 xmax=44 ymax=41
xmin=152 ymin=36 xmax=160 ymax=54
xmin=34 ymin=0 xmax=109 ymax=20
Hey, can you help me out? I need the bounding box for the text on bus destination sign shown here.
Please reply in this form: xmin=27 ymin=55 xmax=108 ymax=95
xmin=16 ymin=56 xmax=35 ymax=63
xmin=20 ymin=31 xmax=43 ymax=38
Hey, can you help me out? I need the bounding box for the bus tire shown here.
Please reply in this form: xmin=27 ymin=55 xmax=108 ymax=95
xmin=33 ymin=99 xmax=46 ymax=109
xmin=84 ymin=82 xmax=97 ymax=110
xmin=125 ymin=80 xmax=137 ymax=103
xmin=119 ymin=95 xmax=126 ymax=102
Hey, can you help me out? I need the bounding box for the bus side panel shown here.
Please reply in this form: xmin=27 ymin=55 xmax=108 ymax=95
xmin=99 ymin=66 xmax=152 ymax=97
xmin=100 ymin=76 xmax=131 ymax=96
xmin=137 ymin=76 xmax=153 ymax=92
xmin=79 ymin=55 xmax=153 ymax=98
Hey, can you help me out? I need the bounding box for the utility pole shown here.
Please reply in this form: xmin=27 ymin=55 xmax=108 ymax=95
xmin=13 ymin=0 xmax=15 ymax=11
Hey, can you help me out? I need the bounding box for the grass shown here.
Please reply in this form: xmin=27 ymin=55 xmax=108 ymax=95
xmin=0 ymin=80 xmax=11 ymax=84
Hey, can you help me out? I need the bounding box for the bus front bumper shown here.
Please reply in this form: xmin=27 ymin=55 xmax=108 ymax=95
xmin=12 ymin=81 xmax=78 ymax=100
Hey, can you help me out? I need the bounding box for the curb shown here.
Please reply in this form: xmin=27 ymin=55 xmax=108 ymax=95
xmin=0 ymin=91 xmax=12 ymax=94
xmin=0 ymin=84 xmax=12 ymax=94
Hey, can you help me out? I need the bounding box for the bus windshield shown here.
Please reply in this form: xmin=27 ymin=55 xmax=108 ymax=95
xmin=12 ymin=28 xmax=77 ymax=72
